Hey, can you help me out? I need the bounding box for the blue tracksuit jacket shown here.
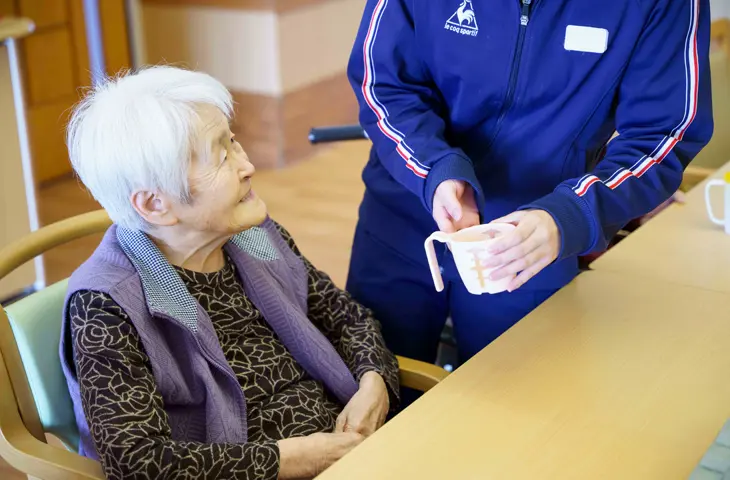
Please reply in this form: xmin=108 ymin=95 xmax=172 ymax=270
xmin=347 ymin=0 xmax=713 ymax=290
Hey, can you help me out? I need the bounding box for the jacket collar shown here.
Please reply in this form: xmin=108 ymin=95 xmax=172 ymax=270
xmin=115 ymin=223 xmax=280 ymax=332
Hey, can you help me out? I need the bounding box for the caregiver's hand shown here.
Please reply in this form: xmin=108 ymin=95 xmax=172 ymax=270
xmin=483 ymin=210 xmax=560 ymax=292
xmin=335 ymin=372 xmax=389 ymax=437
xmin=432 ymin=180 xmax=480 ymax=233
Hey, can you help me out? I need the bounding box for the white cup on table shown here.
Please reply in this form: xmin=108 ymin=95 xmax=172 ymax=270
xmin=705 ymin=171 xmax=730 ymax=234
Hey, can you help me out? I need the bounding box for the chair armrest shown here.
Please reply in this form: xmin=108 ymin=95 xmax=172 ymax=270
xmin=0 ymin=209 xmax=111 ymax=279
xmin=396 ymin=356 xmax=448 ymax=392
xmin=0 ymin=352 xmax=104 ymax=479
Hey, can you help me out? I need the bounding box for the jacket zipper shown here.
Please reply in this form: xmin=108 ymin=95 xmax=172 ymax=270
xmin=486 ymin=0 xmax=536 ymax=148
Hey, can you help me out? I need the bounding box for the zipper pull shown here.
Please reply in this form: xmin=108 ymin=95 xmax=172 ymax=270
xmin=520 ymin=0 xmax=532 ymax=26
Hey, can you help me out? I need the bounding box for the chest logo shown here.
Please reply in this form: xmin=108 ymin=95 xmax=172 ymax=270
xmin=445 ymin=0 xmax=479 ymax=37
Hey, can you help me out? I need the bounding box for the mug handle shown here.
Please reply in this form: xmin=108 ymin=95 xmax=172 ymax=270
xmin=705 ymin=180 xmax=725 ymax=226
xmin=424 ymin=232 xmax=450 ymax=292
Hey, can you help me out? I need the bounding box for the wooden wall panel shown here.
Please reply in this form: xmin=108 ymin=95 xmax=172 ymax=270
xmin=0 ymin=38 xmax=38 ymax=304
xmin=19 ymin=0 xmax=83 ymax=184
xmin=229 ymin=72 xmax=358 ymax=170
xmin=26 ymin=100 xmax=76 ymax=182
xmin=282 ymin=73 xmax=358 ymax=164
xmin=99 ymin=0 xmax=132 ymax=76
xmin=18 ymin=0 xmax=67 ymax=28
xmin=22 ymin=28 xmax=76 ymax=104
xmin=274 ymin=0 xmax=331 ymax=14
xmin=12 ymin=0 xmax=130 ymax=184
xmin=231 ymin=91 xmax=282 ymax=169
xmin=69 ymin=0 xmax=91 ymax=87
xmin=0 ymin=0 xmax=17 ymax=17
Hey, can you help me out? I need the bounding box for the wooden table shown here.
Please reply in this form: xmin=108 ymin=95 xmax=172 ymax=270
xmin=317 ymin=271 xmax=730 ymax=479
xmin=590 ymin=161 xmax=730 ymax=294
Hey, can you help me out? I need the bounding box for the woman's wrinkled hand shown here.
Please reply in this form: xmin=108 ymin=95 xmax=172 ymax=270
xmin=277 ymin=431 xmax=364 ymax=479
xmin=335 ymin=372 xmax=389 ymax=437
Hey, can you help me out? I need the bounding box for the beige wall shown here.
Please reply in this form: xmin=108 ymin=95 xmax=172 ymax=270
xmin=137 ymin=0 xmax=362 ymax=168
xmin=278 ymin=0 xmax=362 ymax=93
xmin=712 ymin=0 xmax=730 ymax=21
xmin=142 ymin=4 xmax=281 ymax=95
xmin=0 ymin=45 xmax=38 ymax=299
xmin=140 ymin=0 xmax=363 ymax=95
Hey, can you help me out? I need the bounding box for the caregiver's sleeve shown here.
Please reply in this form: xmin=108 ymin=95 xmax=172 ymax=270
xmin=69 ymin=291 xmax=280 ymax=480
xmin=523 ymin=0 xmax=713 ymax=259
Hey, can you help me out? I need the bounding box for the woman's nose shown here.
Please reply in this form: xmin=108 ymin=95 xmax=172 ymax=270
xmin=239 ymin=155 xmax=256 ymax=180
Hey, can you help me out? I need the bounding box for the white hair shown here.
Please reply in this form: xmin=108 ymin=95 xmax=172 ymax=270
xmin=67 ymin=65 xmax=234 ymax=230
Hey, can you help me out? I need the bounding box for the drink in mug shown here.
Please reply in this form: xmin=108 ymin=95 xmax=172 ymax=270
xmin=424 ymin=223 xmax=516 ymax=295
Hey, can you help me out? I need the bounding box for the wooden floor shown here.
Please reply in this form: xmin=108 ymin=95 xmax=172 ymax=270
xmin=0 ymin=140 xmax=371 ymax=477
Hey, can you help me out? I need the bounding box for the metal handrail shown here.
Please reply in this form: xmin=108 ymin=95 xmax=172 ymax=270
xmin=308 ymin=125 xmax=367 ymax=144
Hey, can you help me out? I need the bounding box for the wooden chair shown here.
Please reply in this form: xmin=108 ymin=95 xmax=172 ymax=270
xmin=0 ymin=209 xmax=448 ymax=479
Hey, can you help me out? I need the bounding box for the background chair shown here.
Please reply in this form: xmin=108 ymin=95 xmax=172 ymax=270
xmin=0 ymin=209 xmax=448 ymax=479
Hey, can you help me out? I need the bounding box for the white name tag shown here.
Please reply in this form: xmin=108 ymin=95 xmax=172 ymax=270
xmin=564 ymin=25 xmax=609 ymax=54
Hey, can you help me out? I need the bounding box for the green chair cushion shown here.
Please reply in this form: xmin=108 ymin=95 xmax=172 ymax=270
xmin=4 ymin=279 xmax=79 ymax=452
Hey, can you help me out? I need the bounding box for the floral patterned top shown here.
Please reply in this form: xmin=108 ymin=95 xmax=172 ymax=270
xmin=69 ymin=224 xmax=399 ymax=479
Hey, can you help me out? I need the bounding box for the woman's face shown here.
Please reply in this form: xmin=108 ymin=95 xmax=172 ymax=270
xmin=171 ymin=105 xmax=267 ymax=236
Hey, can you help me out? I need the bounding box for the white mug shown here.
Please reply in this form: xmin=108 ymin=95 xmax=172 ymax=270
xmin=424 ymin=223 xmax=516 ymax=295
xmin=704 ymin=172 xmax=730 ymax=234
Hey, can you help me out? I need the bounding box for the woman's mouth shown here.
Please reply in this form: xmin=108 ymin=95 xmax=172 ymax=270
xmin=239 ymin=190 xmax=254 ymax=203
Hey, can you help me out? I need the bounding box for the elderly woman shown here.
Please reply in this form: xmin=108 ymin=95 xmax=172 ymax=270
xmin=58 ymin=66 xmax=400 ymax=480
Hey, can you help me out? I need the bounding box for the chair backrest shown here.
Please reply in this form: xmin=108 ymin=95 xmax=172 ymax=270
xmin=0 ymin=209 xmax=110 ymax=479
xmin=3 ymin=279 xmax=78 ymax=451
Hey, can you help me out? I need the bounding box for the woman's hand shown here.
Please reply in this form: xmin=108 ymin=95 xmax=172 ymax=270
xmin=335 ymin=372 xmax=390 ymax=437
xmin=277 ymin=373 xmax=388 ymax=478
xmin=278 ymin=432 xmax=364 ymax=479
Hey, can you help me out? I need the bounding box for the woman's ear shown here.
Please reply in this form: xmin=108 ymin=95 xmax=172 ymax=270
xmin=130 ymin=190 xmax=179 ymax=227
